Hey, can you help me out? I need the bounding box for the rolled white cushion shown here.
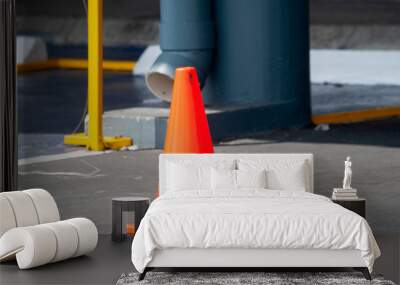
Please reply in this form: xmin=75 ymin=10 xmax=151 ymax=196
xmin=42 ymin=221 xmax=79 ymax=262
xmin=65 ymin=218 xmax=98 ymax=257
xmin=0 ymin=196 xmax=17 ymax=237
xmin=0 ymin=226 xmax=57 ymax=269
xmin=23 ymin=189 xmax=60 ymax=223
xmin=0 ymin=218 xmax=98 ymax=269
xmin=0 ymin=191 xmax=39 ymax=227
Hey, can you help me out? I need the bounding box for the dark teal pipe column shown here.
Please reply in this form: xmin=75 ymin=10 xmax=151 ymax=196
xmin=146 ymin=0 xmax=214 ymax=101
xmin=203 ymin=0 xmax=310 ymax=127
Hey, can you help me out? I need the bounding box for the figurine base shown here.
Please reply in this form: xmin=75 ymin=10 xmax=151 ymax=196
xmin=332 ymin=188 xmax=358 ymax=200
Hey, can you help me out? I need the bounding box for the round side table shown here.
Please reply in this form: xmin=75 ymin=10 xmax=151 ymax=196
xmin=112 ymin=197 xmax=150 ymax=242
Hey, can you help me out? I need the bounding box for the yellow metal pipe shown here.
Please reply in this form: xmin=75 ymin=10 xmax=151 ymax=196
xmin=17 ymin=59 xmax=136 ymax=73
xmin=63 ymin=0 xmax=133 ymax=151
xmin=56 ymin=59 xmax=88 ymax=69
xmin=87 ymin=0 xmax=104 ymax=151
xmin=63 ymin=0 xmax=132 ymax=151
xmin=17 ymin=59 xmax=59 ymax=73
xmin=55 ymin=58 xmax=135 ymax=71
xmin=101 ymin=60 xmax=136 ymax=71
xmin=312 ymin=106 xmax=400 ymax=124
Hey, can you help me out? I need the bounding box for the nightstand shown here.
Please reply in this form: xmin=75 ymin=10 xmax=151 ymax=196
xmin=332 ymin=198 xmax=366 ymax=218
xmin=112 ymin=197 xmax=150 ymax=242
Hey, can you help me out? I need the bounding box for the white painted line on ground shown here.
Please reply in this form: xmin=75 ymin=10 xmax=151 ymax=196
xmin=311 ymin=49 xmax=400 ymax=86
xmin=18 ymin=150 xmax=112 ymax=166
xmin=19 ymin=160 xmax=104 ymax=178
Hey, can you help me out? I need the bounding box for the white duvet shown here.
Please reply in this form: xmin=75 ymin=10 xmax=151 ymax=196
xmin=131 ymin=190 xmax=380 ymax=273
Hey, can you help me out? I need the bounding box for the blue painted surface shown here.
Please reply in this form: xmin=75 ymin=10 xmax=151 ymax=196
xmin=46 ymin=43 xmax=145 ymax=60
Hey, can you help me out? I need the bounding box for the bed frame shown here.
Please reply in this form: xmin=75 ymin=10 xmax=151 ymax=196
xmin=139 ymin=154 xmax=371 ymax=281
xmin=140 ymin=248 xmax=370 ymax=280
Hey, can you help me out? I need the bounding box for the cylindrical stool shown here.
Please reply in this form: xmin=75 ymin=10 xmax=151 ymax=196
xmin=111 ymin=197 xmax=150 ymax=242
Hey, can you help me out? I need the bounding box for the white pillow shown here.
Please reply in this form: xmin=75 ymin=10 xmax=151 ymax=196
xmin=211 ymin=168 xmax=236 ymax=190
xmin=236 ymin=169 xmax=267 ymax=189
xmin=166 ymin=159 xmax=236 ymax=192
xmin=238 ymin=159 xmax=308 ymax=191
xmin=211 ymin=169 xmax=267 ymax=190
xmin=167 ymin=162 xmax=210 ymax=191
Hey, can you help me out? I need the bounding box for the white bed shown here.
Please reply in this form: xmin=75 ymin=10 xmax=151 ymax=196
xmin=131 ymin=154 xmax=380 ymax=280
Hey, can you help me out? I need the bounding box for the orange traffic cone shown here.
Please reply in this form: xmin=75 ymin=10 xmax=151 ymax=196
xmin=163 ymin=67 xmax=214 ymax=153
xmin=156 ymin=67 xmax=214 ymax=197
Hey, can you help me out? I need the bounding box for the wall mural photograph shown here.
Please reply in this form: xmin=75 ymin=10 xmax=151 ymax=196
xmin=1 ymin=0 xmax=399 ymax=284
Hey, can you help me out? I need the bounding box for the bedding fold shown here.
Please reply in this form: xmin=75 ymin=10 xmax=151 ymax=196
xmin=131 ymin=190 xmax=380 ymax=273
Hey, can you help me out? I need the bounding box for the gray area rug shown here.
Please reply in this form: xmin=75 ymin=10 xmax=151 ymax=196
xmin=116 ymin=272 xmax=396 ymax=285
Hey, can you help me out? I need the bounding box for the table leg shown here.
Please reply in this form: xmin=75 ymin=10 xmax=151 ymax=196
xmin=112 ymin=201 xmax=122 ymax=241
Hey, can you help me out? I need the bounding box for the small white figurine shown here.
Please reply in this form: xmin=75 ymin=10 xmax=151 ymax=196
xmin=343 ymin=156 xmax=352 ymax=189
